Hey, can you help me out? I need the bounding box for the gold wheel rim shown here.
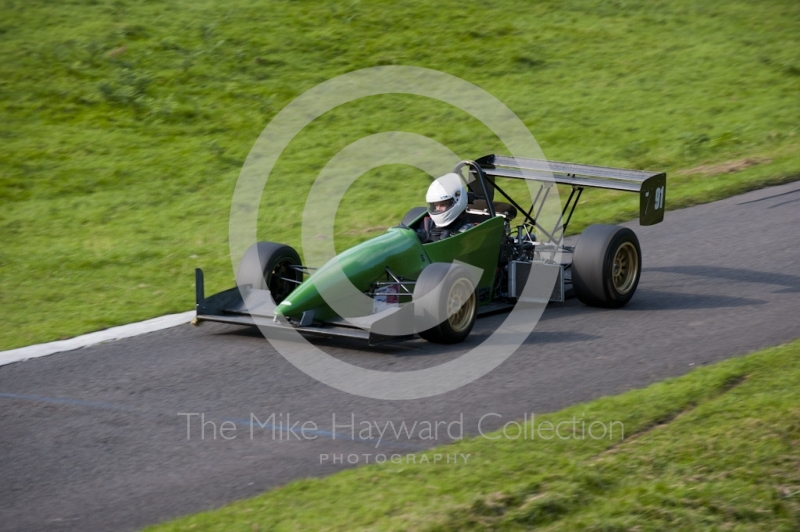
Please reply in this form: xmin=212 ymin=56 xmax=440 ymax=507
xmin=446 ymin=278 xmax=476 ymax=333
xmin=612 ymin=242 xmax=638 ymax=295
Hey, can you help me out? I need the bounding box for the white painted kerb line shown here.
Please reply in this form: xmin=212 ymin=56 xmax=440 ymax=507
xmin=0 ymin=311 xmax=196 ymax=367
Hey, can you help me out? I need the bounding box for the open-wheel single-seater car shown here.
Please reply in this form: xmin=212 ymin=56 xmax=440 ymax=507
xmin=194 ymin=155 xmax=666 ymax=344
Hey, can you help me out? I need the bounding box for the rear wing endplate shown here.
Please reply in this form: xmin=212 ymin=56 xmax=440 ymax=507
xmin=476 ymin=154 xmax=666 ymax=226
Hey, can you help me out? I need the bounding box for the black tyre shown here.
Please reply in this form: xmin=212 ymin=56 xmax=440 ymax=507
xmin=235 ymin=242 xmax=302 ymax=304
xmin=413 ymin=263 xmax=477 ymax=344
xmin=572 ymin=225 xmax=641 ymax=308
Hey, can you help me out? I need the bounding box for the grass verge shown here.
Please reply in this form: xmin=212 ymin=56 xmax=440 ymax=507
xmin=146 ymin=339 xmax=800 ymax=531
xmin=1 ymin=0 xmax=799 ymax=349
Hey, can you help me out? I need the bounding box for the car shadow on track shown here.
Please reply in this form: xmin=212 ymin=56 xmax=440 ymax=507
xmin=217 ymin=325 xmax=430 ymax=357
xmin=623 ymin=289 xmax=767 ymax=311
xmin=647 ymin=265 xmax=800 ymax=293
xmin=213 ymin=318 xmax=600 ymax=358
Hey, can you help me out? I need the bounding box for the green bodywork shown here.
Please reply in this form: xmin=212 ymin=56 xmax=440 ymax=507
xmin=275 ymin=215 xmax=505 ymax=322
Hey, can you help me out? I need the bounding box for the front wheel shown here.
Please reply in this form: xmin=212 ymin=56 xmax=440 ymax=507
xmin=571 ymin=225 xmax=641 ymax=308
xmin=413 ymin=263 xmax=477 ymax=344
xmin=235 ymin=242 xmax=303 ymax=304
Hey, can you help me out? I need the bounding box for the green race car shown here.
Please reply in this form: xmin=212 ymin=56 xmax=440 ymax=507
xmin=194 ymin=155 xmax=666 ymax=344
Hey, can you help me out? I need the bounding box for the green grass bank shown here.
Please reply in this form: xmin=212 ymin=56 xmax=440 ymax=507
xmin=1 ymin=0 xmax=799 ymax=349
xmin=146 ymin=339 xmax=800 ymax=531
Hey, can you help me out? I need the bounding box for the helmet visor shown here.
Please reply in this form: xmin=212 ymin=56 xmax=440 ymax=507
xmin=428 ymin=198 xmax=455 ymax=216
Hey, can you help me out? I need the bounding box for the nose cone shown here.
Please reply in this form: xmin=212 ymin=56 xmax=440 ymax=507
xmin=277 ymin=227 xmax=428 ymax=321
xmin=273 ymin=300 xmax=292 ymax=317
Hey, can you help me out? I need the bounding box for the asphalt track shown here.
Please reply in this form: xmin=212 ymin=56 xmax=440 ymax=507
xmin=1 ymin=182 xmax=799 ymax=531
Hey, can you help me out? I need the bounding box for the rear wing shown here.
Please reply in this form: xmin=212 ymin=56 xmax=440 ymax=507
xmin=475 ymin=154 xmax=666 ymax=226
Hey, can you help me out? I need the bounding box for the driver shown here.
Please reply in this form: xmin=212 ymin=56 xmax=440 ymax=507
xmin=419 ymin=173 xmax=476 ymax=243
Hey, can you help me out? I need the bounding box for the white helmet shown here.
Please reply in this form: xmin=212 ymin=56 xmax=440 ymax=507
xmin=426 ymin=173 xmax=468 ymax=227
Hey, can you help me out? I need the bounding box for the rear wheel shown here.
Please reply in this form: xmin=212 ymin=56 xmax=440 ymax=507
xmin=235 ymin=242 xmax=302 ymax=304
xmin=572 ymin=225 xmax=641 ymax=308
xmin=413 ymin=263 xmax=477 ymax=344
